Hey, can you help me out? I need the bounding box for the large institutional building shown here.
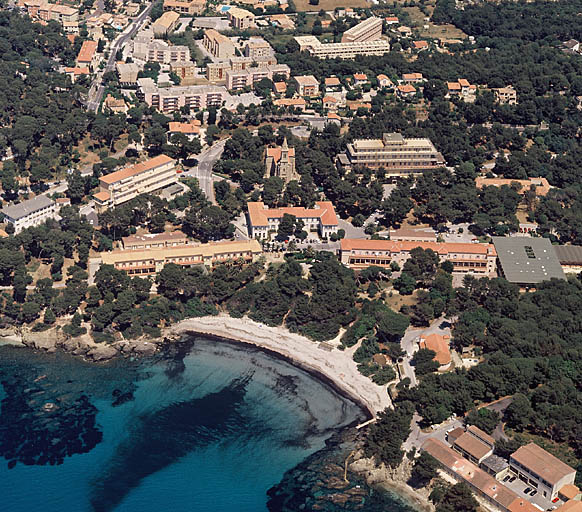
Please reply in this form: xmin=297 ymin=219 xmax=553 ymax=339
xmin=294 ymin=35 xmax=390 ymax=59
xmin=264 ymin=138 xmax=299 ymax=183
xmin=341 ymin=17 xmax=383 ymax=43
xmin=137 ymin=78 xmax=229 ymax=113
xmin=344 ymin=132 xmax=445 ymax=174
xmin=101 ymin=240 xmax=263 ymax=276
xmin=247 ymin=202 xmax=339 ymax=240
xmin=93 ymin=155 xmax=178 ymax=209
xmin=1 ymin=195 xmax=58 ymax=233
xmin=338 ymin=239 xmax=497 ymax=275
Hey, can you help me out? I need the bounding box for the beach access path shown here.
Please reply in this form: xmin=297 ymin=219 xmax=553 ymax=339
xmin=165 ymin=315 xmax=393 ymax=417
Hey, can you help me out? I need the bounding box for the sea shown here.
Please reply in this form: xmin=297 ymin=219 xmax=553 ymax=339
xmin=0 ymin=336 xmax=417 ymax=512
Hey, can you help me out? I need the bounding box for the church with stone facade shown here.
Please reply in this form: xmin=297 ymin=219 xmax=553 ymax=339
xmin=264 ymin=138 xmax=299 ymax=183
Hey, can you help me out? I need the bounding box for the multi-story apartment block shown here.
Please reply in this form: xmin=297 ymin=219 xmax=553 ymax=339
xmin=226 ymin=64 xmax=290 ymax=91
xmin=93 ymin=155 xmax=177 ymax=210
xmin=294 ymin=75 xmax=319 ymax=97
xmin=23 ymin=0 xmax=78 ymax=28
xmin=247 ymin=202 xmax=339 ymax=240
xmin=163 ymin=0 xmax=205 ymax=15
xmin=206 ymin=61 xmax=231 ymax=82
xmin=338 ymin=239 xmax=497 ymax=275
xmin=76 ymin=40 xmax=99 ymax=71
xmin=341 ymin=16 xmax=383 ymax=43
xmin=244 ymin=37 xmax=274 ymax=59
xmin=295 ymin=35 xmax=390 ymax=59
xmin=345 ymin=132 xmax=445 ymax=174
xmin=227 ymin=7 xmax=255 ymax=29
xmin=203 ymin=29 xmax=235 ymax=59
xmin=137 ymin=78 xmax=229 ymax=113
xmin=509 ymin=443 xmax=576 ymax=501
xmin=101 ymin=240 xmax=263 ymax=276
xmin=1 ymin=195 xmax=58 ymax=234
xmin=207 ymin=56 xmax=278 ymax=82
xmin=143 ymin=40 xmax=190 ymax=64
xmin=116 ymin=62 xmax=139 ymax=86
xmin=170 ymin=61 xmax=196 ymax=84
xmin=152 ymin=10 xmax=180 ymax=36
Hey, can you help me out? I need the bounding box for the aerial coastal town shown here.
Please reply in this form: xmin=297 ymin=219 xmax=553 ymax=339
xmin=3 ymin=0 xmax=582 ymax=509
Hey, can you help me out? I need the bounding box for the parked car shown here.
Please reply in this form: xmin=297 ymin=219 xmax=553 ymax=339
xmin=552 ymin=498 xmax=560 ymax=503
xmin=509 ymin=476 xmax=517 ymax=483
xmin=530 ymin=490 xmax=537 ymax=497
xmin=503 ymin=475 xmax=511 ymax=482
xmin=524 ymin=487 xmax=532 ymax=494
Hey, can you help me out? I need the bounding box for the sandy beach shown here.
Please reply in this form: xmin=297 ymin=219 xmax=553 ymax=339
xmin=165 ymin=314 xmax=393 ymax=417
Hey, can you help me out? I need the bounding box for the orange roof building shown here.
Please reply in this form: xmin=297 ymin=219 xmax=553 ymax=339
xmin=76 ymin=40 xmax=99 ymax=70
xmin=510 ymin=443 xmax=576 ymax=500
xmin=247 ymin=201 xmax=339 ymax=240
xmin=559 ymin=485 xmax=580 ymax=502
xmin=273 ymin=98 xmax=306 ymax=111
xmin=94 ymin=155 xmax=177 ymax=210
xmin=64 ymin=66 xmax=90 ymax=83
xmin=401 ymin=72 xmax=424 ymax=83
xmin=419 ymin=333 xmax=451 ymax=368
xmin=475 ymin=176 xmax=550 ymax=196
xmin=325 ymin=76 xmax=341 ymax=87
xmin=413 ymin=40 xmax=429 ymax=50
xmin=265 ymin=137 xmax=298 ymax=184
xmin=397 ymin=84 xmax=416 ymax=97
xmin=168 ymin=121 xmax=201 ymax=136
xmin=338 ymin=238 xmax=497 ymax=275
xmin=273 ymin=81 xmax=287 ymax=94
xmin=423 ymin=438 xmax=539 ymax=512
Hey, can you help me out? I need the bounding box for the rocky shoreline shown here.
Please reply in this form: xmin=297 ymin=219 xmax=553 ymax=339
xmin=0 ymin=318 xmax=433 ymax=512
xmin=0 ymin=325 xmax=160 ymax=362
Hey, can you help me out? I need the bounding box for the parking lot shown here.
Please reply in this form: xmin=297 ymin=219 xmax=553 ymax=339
xmin=502 ymin=472 xmax=561 ymax=511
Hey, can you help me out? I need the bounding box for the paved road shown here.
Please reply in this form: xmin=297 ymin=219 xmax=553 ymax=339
xmin=87 ymin=2 xmax=154 ymax=112
xmin=403 ymin=412 xmax=463 ymax=452
xmin=183 ymin=140 xmax=227 ymax=204
xmin=399 ymin=316 xmax=452 ymax=387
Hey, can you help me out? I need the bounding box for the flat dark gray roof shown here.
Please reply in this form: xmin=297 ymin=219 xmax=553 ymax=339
xmin=492 ymin=237 xmax=565 ymax=284
xmin=1 ymin=195 xmax=54 ymax=221
xmin=481 ymin=454 xmax=509 ymax=474
xmin=554 ymin=244 xmax=582 ymax=265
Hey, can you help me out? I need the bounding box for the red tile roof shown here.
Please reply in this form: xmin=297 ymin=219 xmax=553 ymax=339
xmin=420 ymin=333 xmax=451 ymax=365
xmin=340 ymin=238 xmax=496 ymax=256
xmin=266 ymin=146 xmax=295 ymax=163
xmin=398 ymin=84 xmax=416 ymax=94
xmin=168 ymin=121 xmax=200 ymax=134
xmin=248 ymin=201 xmax=338 ymax=227
xmin=77 ymin=40 xmax=98 ymax=64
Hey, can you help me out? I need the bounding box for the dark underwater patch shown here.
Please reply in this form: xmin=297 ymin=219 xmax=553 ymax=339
xmin=0 ymin=377 xmax=102 ymax=468
xmin=90 ymin=373 xmax=253 ymax=512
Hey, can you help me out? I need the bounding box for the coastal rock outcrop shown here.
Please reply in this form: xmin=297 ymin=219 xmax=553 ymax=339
xmin=86 ymin=345 xmax=118 ymax=362
xmin=21 ymin=327 xmax=64 ymax=352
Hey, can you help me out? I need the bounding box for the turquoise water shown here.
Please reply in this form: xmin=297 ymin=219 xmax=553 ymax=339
xmin=0 ymin=337 xmax=412 ymax=512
